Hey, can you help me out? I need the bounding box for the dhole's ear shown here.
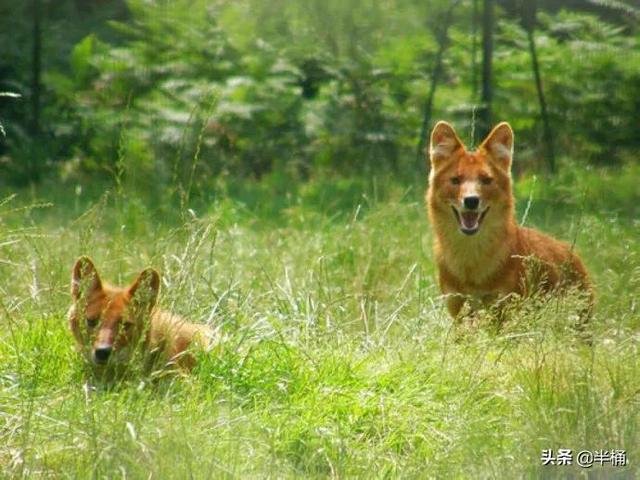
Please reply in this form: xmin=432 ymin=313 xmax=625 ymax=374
xmin=480 ymin=122 xmax=514 ymax=171
xmin=128 ymin=268 xmax=160 ymax=311
xmin=71 ymin=256 xmax=103 ymax=300
xmin=429 ymin=121 xmax=464 ymax=170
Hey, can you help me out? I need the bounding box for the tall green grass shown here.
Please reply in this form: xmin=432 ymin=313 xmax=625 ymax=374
xmin=0 ymin=167 xmax=638 ymax=477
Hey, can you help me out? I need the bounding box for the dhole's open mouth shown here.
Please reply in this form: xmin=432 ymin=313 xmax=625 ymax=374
xmin=452 ymin=206 xmax=490 ymax=235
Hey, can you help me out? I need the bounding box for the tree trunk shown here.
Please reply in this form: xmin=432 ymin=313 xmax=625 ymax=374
xmin=471 ymin=0 xmax=479 ymax=145
xmin=523 ymin=0 xmax=556 ymax=173
xmin=415 ymin=1 xmax=460 ymax=173
xmin=479 ymin=0 xmax=494 ymax=139
xmin=31 ymin=0 xmax=42 ymax=136
xmin=471 ymin=0 xmax=479 ymax=101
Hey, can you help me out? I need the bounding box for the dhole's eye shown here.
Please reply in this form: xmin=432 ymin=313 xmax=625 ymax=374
xmin=87 ymin=317 xmax=99 ymax=328
xmin=450 ymin=177 xmax=461 ymax=185
xmin=480 ymin=177 xmax=493 ymax=185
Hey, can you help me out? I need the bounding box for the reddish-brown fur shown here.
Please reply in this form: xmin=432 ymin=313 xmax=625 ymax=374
xmin=426 ymin=121 xmax=592 ymax=319
xmin=68 ymin=256 xmax=214 ymax=371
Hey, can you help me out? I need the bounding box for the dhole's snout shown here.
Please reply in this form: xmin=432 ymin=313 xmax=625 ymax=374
xmin=93 ymin=344 xmax=113 ymax=364
xmin=463 ymin=195 xmax=480 ymax=210
xmin=452 ymin=195 xmax=489 ymax=236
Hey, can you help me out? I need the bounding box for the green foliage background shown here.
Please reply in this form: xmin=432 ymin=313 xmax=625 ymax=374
xmin=1 ymin=0 xmax=639 ymax=187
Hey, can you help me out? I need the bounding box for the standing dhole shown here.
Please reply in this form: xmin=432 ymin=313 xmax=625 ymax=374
xmin=426 ymin=121 xmax=592 ymax=320
xmin=69 ymin=256 xmax=214 ymax=371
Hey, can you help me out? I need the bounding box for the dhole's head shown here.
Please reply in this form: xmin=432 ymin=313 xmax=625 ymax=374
xmin=68 ymin=256 xmax=160 ymax=366
xmin=427 ymin=121 xmax=515 ymax=236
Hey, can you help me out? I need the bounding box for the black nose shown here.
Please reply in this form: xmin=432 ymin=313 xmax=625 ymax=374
xmin=94 ymin=346 xmax=112 ymax=363
xmin=463 ymin=196 xmax=480 ymax=210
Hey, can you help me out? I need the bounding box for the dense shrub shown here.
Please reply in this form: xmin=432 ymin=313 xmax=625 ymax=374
xmin=0 ymin=0 xmax=638 ymax=188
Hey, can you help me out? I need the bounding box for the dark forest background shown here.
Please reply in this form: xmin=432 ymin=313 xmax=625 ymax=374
xmin=0 ymin=0 xmax=638 ymax=194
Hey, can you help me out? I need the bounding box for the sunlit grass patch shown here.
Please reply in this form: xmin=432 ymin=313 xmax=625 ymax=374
xmin=0 ymin=177 xmax=638 ymax=477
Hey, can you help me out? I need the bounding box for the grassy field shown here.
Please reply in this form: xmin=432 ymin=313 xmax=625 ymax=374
xmin=0 ymin=166 xmax=639 ymax=478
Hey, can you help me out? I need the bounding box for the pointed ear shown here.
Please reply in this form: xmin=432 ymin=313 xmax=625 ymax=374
xmin=480 ymin=122 xmax=514 ymax=171
xmin=429 ymin=121 xmax=464 ymax=170
xmin=71 ymin=256 xmax=103 ymax=300
xmin=127 ymin=268 xmax=160 ymax=312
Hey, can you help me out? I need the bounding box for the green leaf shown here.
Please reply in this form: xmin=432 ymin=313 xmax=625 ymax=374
xmin=71 ymin=34 xmax=96 ymax=84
